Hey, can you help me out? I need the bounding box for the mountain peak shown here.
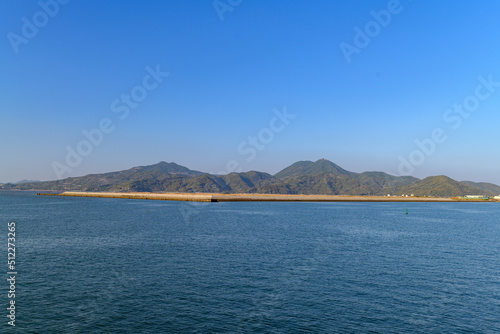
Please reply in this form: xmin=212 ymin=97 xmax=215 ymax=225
xmin=140 ymin=161 xmax=203 ymax=176
xmin=275 ymin=159 xmax=352 ymax=180
xmin=4 ymin=159 xmax=498 ymax=197
xmin=392 ymin=175 xmax=488 ymax=197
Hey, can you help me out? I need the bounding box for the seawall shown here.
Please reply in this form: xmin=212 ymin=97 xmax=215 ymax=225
xmin=36 ymin=191 xmax=473 ymax=202
xmin=37 ymin=191 xmax=218 ymax=202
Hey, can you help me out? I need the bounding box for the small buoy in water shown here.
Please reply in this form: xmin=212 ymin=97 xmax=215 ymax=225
xmin=405 ymin=208 xmax=408 ymax=215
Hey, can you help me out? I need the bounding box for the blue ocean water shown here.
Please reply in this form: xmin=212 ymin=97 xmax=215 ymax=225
xmin=1 ymin=191 xmax=500 ymax=333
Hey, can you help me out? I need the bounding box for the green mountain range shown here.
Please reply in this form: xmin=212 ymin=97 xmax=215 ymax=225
xmin=2 ymin=159 xmax=498 ymax=197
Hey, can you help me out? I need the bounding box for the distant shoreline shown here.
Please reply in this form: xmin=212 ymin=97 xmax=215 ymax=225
xmin=36 ymin=191 xmax=500 ymax=203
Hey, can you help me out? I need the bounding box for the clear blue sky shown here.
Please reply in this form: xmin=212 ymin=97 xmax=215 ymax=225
xmin=1 ymin=0 xmax=500 ymax=184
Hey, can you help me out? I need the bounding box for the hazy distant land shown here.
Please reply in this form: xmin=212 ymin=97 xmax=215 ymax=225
xmin=4 ymin=159 xmax=500 ymax=199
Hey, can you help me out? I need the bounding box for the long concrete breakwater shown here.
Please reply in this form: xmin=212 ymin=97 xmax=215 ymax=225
xmin=35 ymin=191 xmax=479 ymax=202
xmin=38 ymin=191 xmax=218 ymax=202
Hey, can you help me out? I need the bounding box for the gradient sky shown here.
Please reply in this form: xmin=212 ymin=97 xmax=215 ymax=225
xmin=1 ymin=0 xmax=500 ymax=184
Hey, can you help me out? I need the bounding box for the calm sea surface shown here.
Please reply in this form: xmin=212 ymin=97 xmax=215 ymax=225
xmin=1 ymin=191 xmax=499 ymax=333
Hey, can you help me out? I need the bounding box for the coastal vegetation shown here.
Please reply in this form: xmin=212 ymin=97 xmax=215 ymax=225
xmin=2 ymin=159 xmax=499 ymax=198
